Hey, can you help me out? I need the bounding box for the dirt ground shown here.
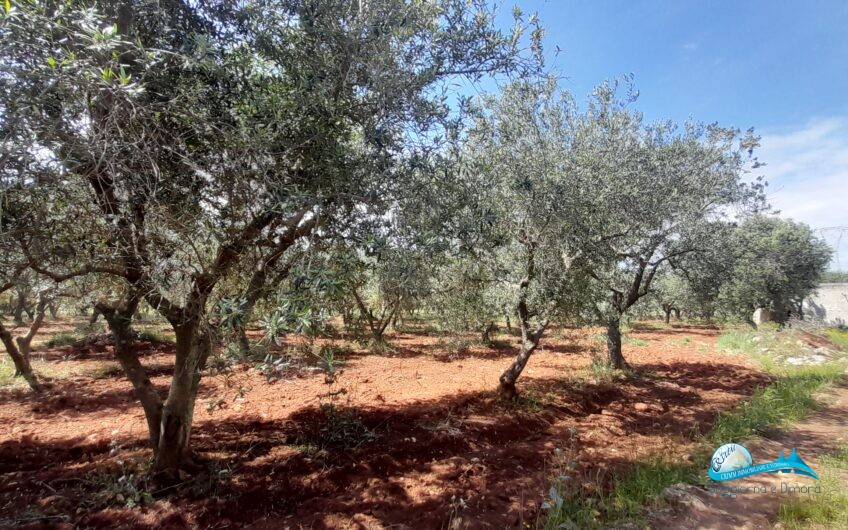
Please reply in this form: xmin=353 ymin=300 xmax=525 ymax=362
xmin=0 ymin=321 xmax=771 ymax=529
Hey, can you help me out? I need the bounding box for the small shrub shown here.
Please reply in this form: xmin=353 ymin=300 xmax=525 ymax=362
xmin=81 ymin=458 xmax=153 ymax=510
xmin=317 ymin=402 xmax=377 ymax=449
xmin=589 ymin=354 xmax=620 ymax=383
xmin=435 ymin=335 xmax=474 ymax=359
xmin=255 ymin=351 xmax=298 ymax=382
xmin=0 ymin=359 xmax=16 ymax=387
xmin=74 ymin=322 xmax=105 ymax=335
xmin=367 ymin=337 xmax=394 ymax=354
xmin=45 ymin=332 xmax=82 ymax=348
xmin=136 ymin=329 xmax=171 ymax=343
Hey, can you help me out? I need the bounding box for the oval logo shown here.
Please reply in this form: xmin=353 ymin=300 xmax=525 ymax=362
xmin=710 ymin=443 xmax=753 ymax=473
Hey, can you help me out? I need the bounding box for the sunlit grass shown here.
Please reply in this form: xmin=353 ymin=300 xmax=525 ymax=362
xmin=778 ymin=445 xmax=848 ymax=529
xmin=826 ymin=328 xmax=848 ymax=351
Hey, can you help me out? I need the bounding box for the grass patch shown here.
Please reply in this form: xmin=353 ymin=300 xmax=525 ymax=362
xmin=778 ymin=445 xmax=848 ymax=529
xmin=715 ymin=329 xmax=760 ymax=355
xmin=136 ymin=329 xmax=171 ymax=343
xmin=671 ymin=336 xmax=692 ymax=346
xmin=623 ymin=335 xmax=648 ymax=347
xmin=540 ymin=459 xmax=696 ymax=529
xmin=0 ymin=358 xmax=15 ymax=387
xmin=826 ymin=328 xmax=848 ymax=351
xmin=707 ymin=362 xmax=845 ymax=444
xmin=44 ymin=332 xmax=82 ymax=348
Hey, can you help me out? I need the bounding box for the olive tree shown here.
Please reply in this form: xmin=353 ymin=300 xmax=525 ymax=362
xmin=570 ymin=82 xmax=765 ymax=368
xmin=1 ymin=0 xmax=539 ymax=474
xmin=462 ymin=80 xmax=591 ymax=398
xmin=717 ymin=215 xmax=832 ymax=326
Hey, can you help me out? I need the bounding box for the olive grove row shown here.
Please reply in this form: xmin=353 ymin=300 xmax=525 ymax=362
xmin=0 ymin=0 xmax=831 ymax=476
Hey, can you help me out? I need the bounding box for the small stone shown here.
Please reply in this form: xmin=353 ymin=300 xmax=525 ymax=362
xmin=660 ymin=483 xmax=706 ymax=510
xmin=634 ymin=402 xmax=650 ymax=412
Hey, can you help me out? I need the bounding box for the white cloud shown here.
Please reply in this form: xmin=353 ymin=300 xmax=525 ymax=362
xmin=757 ymin=118 xmax=848 ymax=270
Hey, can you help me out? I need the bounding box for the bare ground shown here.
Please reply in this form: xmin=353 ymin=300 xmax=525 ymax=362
xmin=0 ymin=322 xmax=770 ymax=529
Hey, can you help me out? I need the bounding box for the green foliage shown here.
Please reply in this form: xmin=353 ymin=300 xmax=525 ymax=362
xmin=0 ymin=358 xmax=15 ymax=387
xmin=623 ymin=335 xmax=648 ymax=347
xmin=136 ymin=329 xmax=169 ymax=343
xmin=541 ymin=456 xmax=694 ymax=529
xmin=708 ymin=330 xmax=846 ymax=443
xmin=589 ymin=354 xmax=620 ymax=382
xmin=541 ymin=330 xmax=845 ymax=529
xmin=434 ymin=335 xmax=475 ymax=359
xmin=80 ymin=458 xmax=154 ymax=510
xmin=716 ymin=216 xmax=832 ymax=323
xmin=821 ymin=270 xmax=848 ymax=283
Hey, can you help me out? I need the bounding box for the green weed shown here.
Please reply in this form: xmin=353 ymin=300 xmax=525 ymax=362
xmin=778 ymin=445 xmax=848 ymax=529
xmin=707 ymin=363 xmax=844 ymax=444
xmin=0 ymin=358 xmax=15 ymax=387
xmin=623 ymin=335 xmax=649 ymax=347
xmin=826 ymin=328 xmax=848 ymax=351
xmin=44 ymin=332 xmax=82 ymax=348
xmin=540 ymin=457 xmax=695 ymax=529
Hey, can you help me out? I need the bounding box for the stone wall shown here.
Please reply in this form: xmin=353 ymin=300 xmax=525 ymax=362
xmin=804 ymin=283 xmax=848 ymax=326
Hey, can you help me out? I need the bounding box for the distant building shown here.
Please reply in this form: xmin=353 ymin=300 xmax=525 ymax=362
xmin=803 ymin=283 xmax=848 ymax=326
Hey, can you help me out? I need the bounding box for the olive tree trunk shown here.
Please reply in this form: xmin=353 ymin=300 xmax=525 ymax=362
xmin=606 ymin=317 xmax=627 ymax=370
xmin=0 ymin=295 xmax=49 ymax=392
xmin=99 ymin=298 xmax=163 ymax=451
xmin=153 ymin=318 xmax=211 ymax=474
xmin=12 ymin=290 xmax=27 ymax=326
xmin=0 ymin=323 xmax=42 ymax=391
xmin=481 ymin=322 xmax=496 ymax=345
xmin=498 ymin=242 xmax=547 ymax=399
xmin=498 ymin=324 xmax=546 ymax=399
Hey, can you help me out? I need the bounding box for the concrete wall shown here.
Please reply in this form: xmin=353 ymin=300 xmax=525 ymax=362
xmin=804 ymin=283 xmax=848 ymax=326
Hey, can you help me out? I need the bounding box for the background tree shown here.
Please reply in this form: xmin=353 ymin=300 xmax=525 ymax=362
xmin=717 ymin=215 xmax=832 ymax=326
xmin=569 ymin=81 xmax=765 ymax=368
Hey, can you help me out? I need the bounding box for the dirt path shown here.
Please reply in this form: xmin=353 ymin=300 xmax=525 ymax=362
xmin=651 ymin=379 xmax=848 ymax=530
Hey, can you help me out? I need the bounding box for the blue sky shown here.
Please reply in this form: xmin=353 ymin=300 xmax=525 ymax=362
xmin=502 ymin=0 xmax=848 ymax=269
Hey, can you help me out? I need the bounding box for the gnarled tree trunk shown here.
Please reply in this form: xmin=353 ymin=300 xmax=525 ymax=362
xmin=99 ymin=296 xmax=163 ymax=452
xmin=480 ymin=322 xmax=496 ymax=345
xmin=0 ymin=323 xmax=42 ymax=392
xmin=606 ymin=317 xmax=627 ymax=370
xmin=498 ymin=324 xmax=545 ymax=399
xmin=153 ymin=318 xmax=211 ymax=474
xmin=12 ymin=290 xmax=27 ymax=326
xmin=498 ymin=242 xmax=547 ymax=399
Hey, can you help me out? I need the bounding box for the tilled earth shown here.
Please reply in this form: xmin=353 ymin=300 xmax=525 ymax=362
xmin=0 ymin=322 xmax=769 ymax=529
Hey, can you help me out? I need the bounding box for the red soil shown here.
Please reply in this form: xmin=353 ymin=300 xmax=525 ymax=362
xmin=0 ymin=324 xmax=769 ymax=529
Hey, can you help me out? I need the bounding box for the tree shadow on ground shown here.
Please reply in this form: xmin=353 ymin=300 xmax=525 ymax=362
xmin=0 ymin=357 xmax=771 ymax=529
